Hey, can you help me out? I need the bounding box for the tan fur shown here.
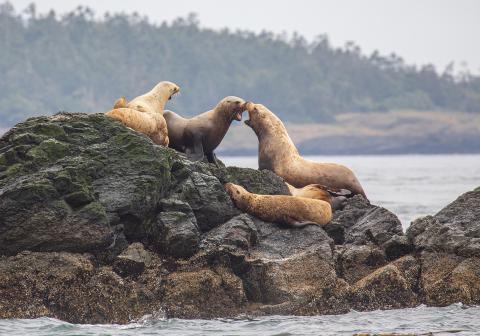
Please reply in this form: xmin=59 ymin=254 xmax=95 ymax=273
xmin=286 ymin=182 xmax=332 ymax=203
xmin=225 ymin=183 xmax=332 ymax=227
xmin=105 ymin=81 xmax=179 ymax=146
xmin=113 ymin=97 xmax=127 ymax=109
xmin=245 ymin=102 xmax=367 ymax=198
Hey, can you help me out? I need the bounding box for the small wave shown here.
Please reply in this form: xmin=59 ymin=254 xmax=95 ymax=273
xmin=1 ymin=304 xmax=478 ymax=336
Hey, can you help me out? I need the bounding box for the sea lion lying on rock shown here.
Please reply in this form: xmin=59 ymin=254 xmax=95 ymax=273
xmin=286 ymin=182 xmax=349 ymax=211
xmin=244 ymin=102 xmax=367 ymax=198
xmin=164 ymin=96 xmax=247 ymax=164
xmin=106 ymin=81 xmax=180 ymax=146
xmin=225 ymin=182 xmax=332 ymax=227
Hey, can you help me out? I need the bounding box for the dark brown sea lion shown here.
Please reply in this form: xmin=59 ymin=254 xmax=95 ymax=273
xmin=225 ymin=183 xmax=332 ymax=227
xmin=106 ymin=81 xmax=180 ymax=146
xmin=244 ymin=102 xmax=367 ymax=198
xmin=164 ymin=96 xmax=247 ymax=164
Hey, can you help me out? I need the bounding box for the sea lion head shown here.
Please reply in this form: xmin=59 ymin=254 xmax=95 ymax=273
xmin=152 ymin=81 xmax=180 ymax=101
xmin=312 ymin=184 xmax=350 ymax=211
xmin=244 ymin=102 xmax=283 ymax=137
xmin=216 ymin=96 xmax=247 ymax=122
xmin=224 ymin=182 xmax=250 ymax=209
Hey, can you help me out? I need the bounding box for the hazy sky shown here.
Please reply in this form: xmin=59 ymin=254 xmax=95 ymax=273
xmin=11 ymin=0 xmax=480 ymax=74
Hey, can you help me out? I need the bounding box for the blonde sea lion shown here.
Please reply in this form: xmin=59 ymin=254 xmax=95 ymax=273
xmin=106 ymin=81 xmax=180 ymax=146
xmin=244 ymin=102 xmax=367 ymax=198
xmin=285 ymin=182 xmax=349 ymax=211
xmin=225 ymin=182 xmax=332 ymax=227
xmin=164 ymin=96 xmax=247 ymax=164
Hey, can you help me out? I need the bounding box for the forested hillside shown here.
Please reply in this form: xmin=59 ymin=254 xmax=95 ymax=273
xmin=1 ymin=2 xmax=480 ymax=128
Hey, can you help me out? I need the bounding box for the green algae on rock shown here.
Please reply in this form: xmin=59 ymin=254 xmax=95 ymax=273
xmin=0 ymin=112 xmax=479 ymax=323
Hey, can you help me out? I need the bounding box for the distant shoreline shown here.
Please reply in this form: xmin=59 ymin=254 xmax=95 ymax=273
xmin=218 ymin=150 xmax=480 ymax=156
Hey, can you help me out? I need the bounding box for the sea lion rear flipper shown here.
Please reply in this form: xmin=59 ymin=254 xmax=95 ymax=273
xmin=290 ymin=221 xmax=318 ymax=228
xmin=283 ymin=214 xmax=317 ymax=228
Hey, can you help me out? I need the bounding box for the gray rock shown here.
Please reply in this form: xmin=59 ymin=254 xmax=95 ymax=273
xmin=154 ymin=199 xmax=200 ymax=258
xmin=382 ymin=234 xmax=413 ymax=261
xmin=407 ymin=189 xmax=480 ymax=257
xmin=325 ymin=195 xmax=403 ymax=247
xmin=113 ymin=242 xmax=152 ymax=277
xmin=201 ymin=214 xmax=258 ymax=252
xmin=335 ymin=244 xmax=387 ymax=284
xmin=2 ymin=112 xmax=480 ymax=322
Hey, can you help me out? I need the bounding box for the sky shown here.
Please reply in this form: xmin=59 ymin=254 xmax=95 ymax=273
xmin=10 ymin=0 xmax=480 ymax=74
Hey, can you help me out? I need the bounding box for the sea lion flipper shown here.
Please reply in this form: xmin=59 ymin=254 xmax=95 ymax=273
xmin=184 ymin=130 xmax=205 ymax=162
xmin=290 ymin=221 xmax=318 ymax=228
xmin=206 ymin=152 xmax=220 ymax=167
xmin=113 ymin=96 xmax=127 ymax=109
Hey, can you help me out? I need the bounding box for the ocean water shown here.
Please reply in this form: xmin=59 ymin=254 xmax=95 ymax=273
xmin=1 ymin=154 xmax=479 ymax=335
xmin=223 ymin=154 xmax=480 ymax=229
xmin=1 ymin=304 xmax=479 ymax=336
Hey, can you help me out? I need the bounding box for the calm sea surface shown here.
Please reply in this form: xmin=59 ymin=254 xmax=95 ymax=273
xmin=223 ymin=154 xmax=480 ymax=229
xmin=1 ymin=154 xmax=479 ymax=335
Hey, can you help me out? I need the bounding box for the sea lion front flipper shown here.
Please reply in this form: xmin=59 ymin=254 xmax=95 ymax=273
xmin=206 ymin=152 xmax=220 ymax=167
xmin=185 ymin=132 xmax=205 ymax=162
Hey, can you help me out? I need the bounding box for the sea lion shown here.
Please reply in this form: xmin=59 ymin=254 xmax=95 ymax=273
xmin=285 ymin=182 xmax=349 ymax=211
xmin=244 ymin=102 xmax=367 ymax=198
xmin=113 ymin=96 xmax=127 ymax=109
xmin=106 ymin=81 xmax=180 ymax=146
xmin=225 ymin=182 xmax=332 ymax=227
xmin=164 ymin=96 xmax=247 ymax=164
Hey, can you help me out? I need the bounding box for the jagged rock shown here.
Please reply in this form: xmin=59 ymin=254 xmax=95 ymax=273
xmin=335 ymin=244 xmax=387 ymax=284
xmin=153 ymin=199 xmax=200 ymax=258
xmin=0 ymin=252 xmax=161 ymax=323
xmin=382 ymin=234 xmax=413 ymax=261
xmin=238 ymin=220 xmax=335 ymax=307
xmin=1 ymin=112 xmax=479 ymax=323
xmin=407 ymin=189 xmax=480 ymax=257
xmin=0 ymin=113 xmax=172 ymax=255
xmin=350 ymin=255 xmax=419 ymax=311
xmin=162 ymin=267 xmax=246 ymax=318
xmin=226 ymin=166 xmax=290 ymax=196
xmin=201 ymin=214 xmax=258 ymax=252
xmin=325 ymin=195 xmax=403 ymax=247
xmin=420 ymin=252 xmax=480 ymax=306
xmin=113 ymin=242 xmax=152 ymax=277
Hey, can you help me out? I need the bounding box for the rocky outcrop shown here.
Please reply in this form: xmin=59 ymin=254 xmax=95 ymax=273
xmin=0 ymin=112 xmax=478 ymax=323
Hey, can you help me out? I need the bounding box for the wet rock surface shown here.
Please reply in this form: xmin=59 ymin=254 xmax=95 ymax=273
xmin=0 ymin=112 xmax=478 ymax=323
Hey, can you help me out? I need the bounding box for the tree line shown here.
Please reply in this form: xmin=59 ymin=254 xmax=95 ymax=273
xmin=1 ymin=2 xmax=479 ymax=128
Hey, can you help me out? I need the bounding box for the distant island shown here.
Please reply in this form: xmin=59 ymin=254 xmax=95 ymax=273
xmin=0 ymin=3 xmax=479 ymax=154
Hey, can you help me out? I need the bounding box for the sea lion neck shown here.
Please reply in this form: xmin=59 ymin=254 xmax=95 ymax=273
xmin=258 ymin=124 xmax=300 ymax=171
xmin=149 ymin=90 xmax=170 ymax=113
xmin=214 ymin=104 xmax=237 ymax=125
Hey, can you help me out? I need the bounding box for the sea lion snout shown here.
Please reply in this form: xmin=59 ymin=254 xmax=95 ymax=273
xmin=245 ymin=101 xmax=255 ymax=111
xmin=244 ymin=102 xmax=257 ymax=126
xmin=232 ymin=99 xmax=247 ymax=121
